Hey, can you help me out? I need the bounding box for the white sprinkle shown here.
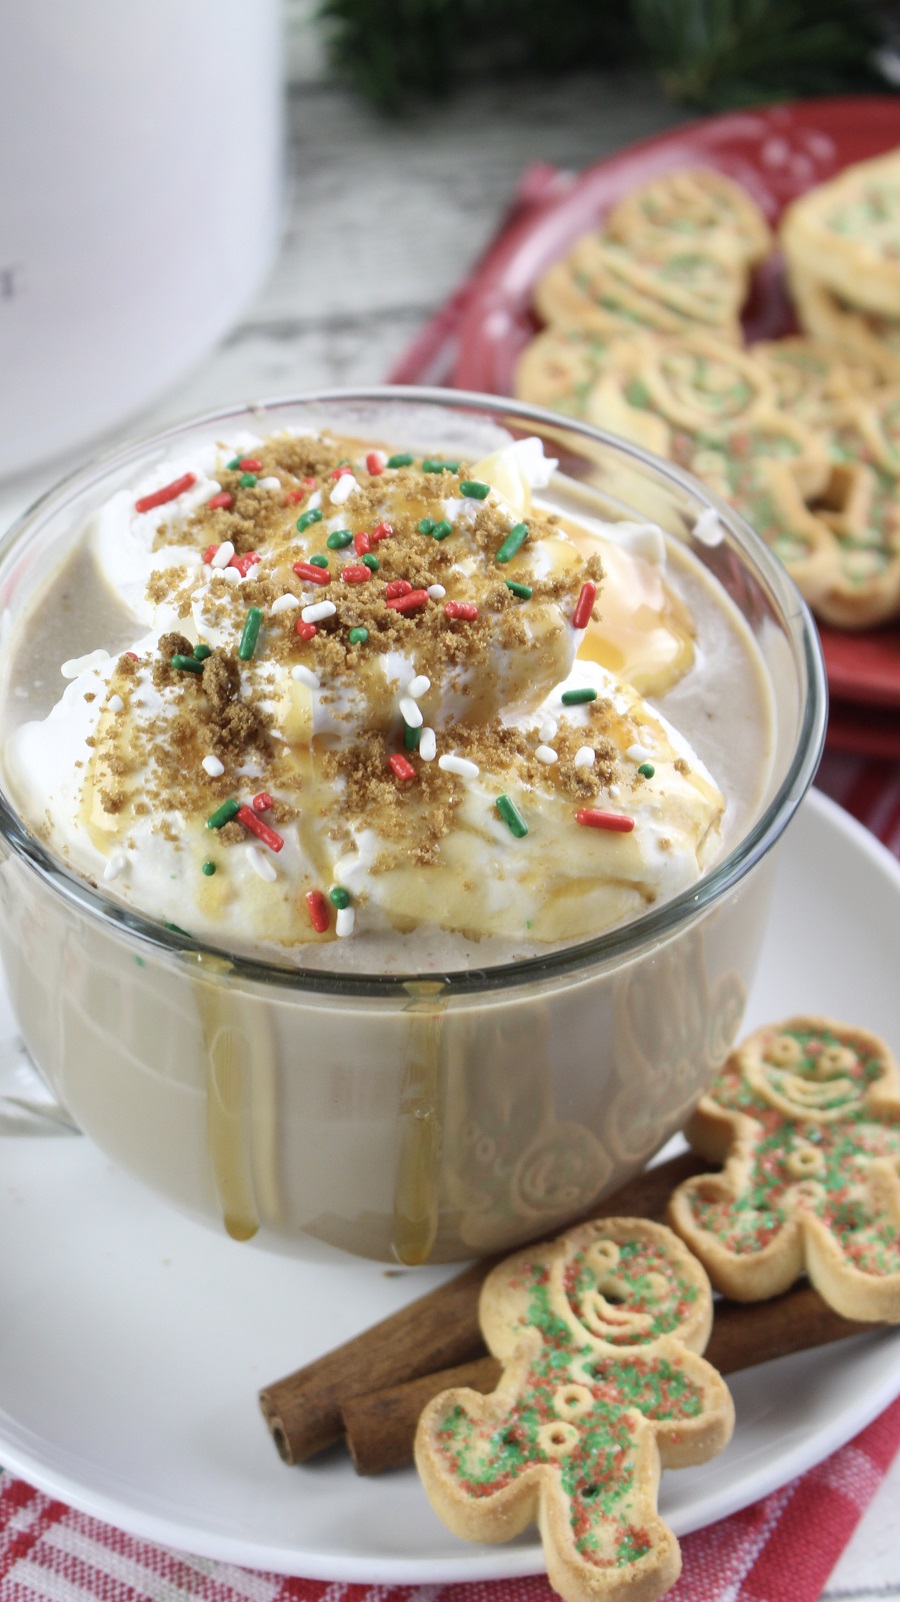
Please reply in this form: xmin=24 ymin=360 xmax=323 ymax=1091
xmin=336 ymin=905 xmax=355 ymax=938
xmin=407 ymin=674 xmax=430 ymax=699
xmin=257 ymin=476 xmax=281 ymax=491
xmin=202 ymin=754 xmax=225 ymax=777
xmin=439 ymin=754 xmax=479 ymax=780
xmin=210 ymin=541 xmax=234 ymax=568
xmin=574 ymin=746 xmax=595 ymax=769
xmin=627 ymin=743 xmax=653 ymax=764
xmin=306 ymin=489 xmax=322 ymax=511
xmin=301 ymin=600 xmax=336 ymax=623
xmin=247 ymin=845 xmax=277 ymax=883
xmin=419 ymin=726 xmax=437 ymax=762
xmin=694 ymin=506 xmax=724 ymax=546
xmin=535 ymin=745 xmax=558 ymax=765
xmin=427 ymin=584 xmax=446 ymax=600
xmin=103 ymin=851 xmax=128 ymax=883
xmin=330 ymin=474 xmax=359 ymax=505
xmin=291 ymin=664 xmax=320 ymax=690
xmin=271 ymin=593 xmax=300 ymax=613
xmin=609 ymin=784 xmax=620 ymax=798
xmin=222 ymin=564 xmax=242 ymax=584
xmin=61 ymin=649 xmax=109 ymax=679
xmin=539 ymin=717 xmax=558 ymax=743
xmin=107 ymin=694 xmax=124 ymax=714
xmin=399 ymin=696 xmax=423 ymax=729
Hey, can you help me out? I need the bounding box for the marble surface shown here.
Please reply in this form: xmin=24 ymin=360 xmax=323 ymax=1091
xmin=0 ymin=49 xmax=898 ymax=1600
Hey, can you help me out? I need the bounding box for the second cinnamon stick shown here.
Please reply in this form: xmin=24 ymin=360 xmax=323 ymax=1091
xmin=259 ymin=1149 xmax=706 ymax=1463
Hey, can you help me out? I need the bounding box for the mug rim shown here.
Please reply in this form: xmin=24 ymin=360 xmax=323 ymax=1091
xmin=0 ymin=385 xmax=828 ymax=999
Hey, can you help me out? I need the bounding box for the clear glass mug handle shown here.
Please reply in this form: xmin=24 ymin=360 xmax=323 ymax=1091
xmin=0 ymin=1034 xmax=79 ymax=1134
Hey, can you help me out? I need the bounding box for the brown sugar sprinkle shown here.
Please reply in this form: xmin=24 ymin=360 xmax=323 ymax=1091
xmin=115 ymin=433 xmax=620 ymax=851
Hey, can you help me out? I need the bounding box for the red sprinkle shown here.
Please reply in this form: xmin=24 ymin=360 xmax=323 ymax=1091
xmin=202 ymin=543 xmax=219 ymax=564
xmin=293 ymin=561 xmax=331 ymax=586
xmin=366 ymin=452 xmax=385 ymax=475
xmin=444 ymin=601 xmax=478 ymax=621
xmin=354 ymin=530 xmax=372 ymax=555
xmin=575 ymin=809 xmax=635 ymax=833
xmin=330 ymin=465 xmax=354 ymax=479
xmin=573 ymin=580 xmax=597 ymax=631
xmin=385 ymin=579 xmax=412 ymax=600
xmin=207 ymin=492 xmax=234 ymax=511
xmin=134 ymin=473 xmax=196 ymax=514
xmin=238 ymin=457 xmax=263 ymax=472
xmin=284 ymin=477 xmax=316 ymax=505
xmin=296 ymin=620 xmax=318 ymax=640
xmin=236 ymin=805 xmax=284 ymax=852
xmin=385 ymin=588 xmax=429 ymax=612
xmin=229 ymin=551 xmax=260 ymax=577
xmin=305 ymin=889 xmax=330 ymax=933
xmin=341 ymin=564 xmax=371 ymax=584
xmin=125 ymin=651 xmax=139 ymax=662
xmin=251 ymin=791 xmax=273 ymax=813
xmin=371 ymin=521 xmax=393 ymax=542
xmin=389 ymin=753 xmax=416 ymax=782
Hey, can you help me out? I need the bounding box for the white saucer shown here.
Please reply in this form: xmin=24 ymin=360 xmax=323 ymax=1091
xmin=1 ymin=787 xmax=899 ymax=1582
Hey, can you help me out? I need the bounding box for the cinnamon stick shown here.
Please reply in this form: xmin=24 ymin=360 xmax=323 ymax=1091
xmin=342 ymin=1282 xmax=881 ymax=1475
xmin=259 ymin=1149 xmax=706 ymax=1462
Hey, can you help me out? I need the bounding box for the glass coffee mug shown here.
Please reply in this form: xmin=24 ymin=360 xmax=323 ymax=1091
xmin=0 ymin=390 xmax=827 ymax=1262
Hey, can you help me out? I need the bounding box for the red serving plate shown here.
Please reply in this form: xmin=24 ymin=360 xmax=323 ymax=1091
xmin=448 ymin=97 xmax=900 ymax=739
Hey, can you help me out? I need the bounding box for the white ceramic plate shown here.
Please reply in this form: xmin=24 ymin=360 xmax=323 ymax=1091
xmin=0 ymin=787 xmax=898 ymax=1581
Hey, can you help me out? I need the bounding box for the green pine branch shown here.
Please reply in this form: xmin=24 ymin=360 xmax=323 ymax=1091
xmin=316 ymin=0 xmax=888 ymax=112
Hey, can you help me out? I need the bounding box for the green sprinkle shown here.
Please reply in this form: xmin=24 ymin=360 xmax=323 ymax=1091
xmin=296 ymin=508 xmax=323 ymax=533
xmin=309 ymin=553 xmax=330 ymax=568
xmin=496 ymin=522 xmax=529 ymax=563
xmin=362 ymin=553 xmax=380 ymax=571
xmin=165 ymin=922 xmax=192 ymax=938
xmin=418 ymin=517 xmax=435 ymax=535
xmin=504 ymin=580 xmax=533 ymax=599
xmin=171 ymin=653 xmax=204 ymax=673
xmin=329 ymin=886 xmax=350 ymax=909
xmin=422 ymin=458 xmax=460 ymax=473
xmin=561 ymin=686 xmax=598 ymax=705
xmin=327 ymin=528 xmax=353 ymax=549
xmin=496 ymin=794 xmax=528 ymax=838
xmin=238 ymin=606 xmax=263 ymax=661
xmin=404 ymin=721 xmax=421 ymax=751
xmin=193 ymin=643 xmax=212 ymax=660
xmin=227 ymin=456 xmax=242 ymax=470
xmin=637 ymin=762 xmax=656 ymax=778
xmin=386 ymin=452 xmax=414 ymax=468
xmin=240 ymin=472 xmax=257 ymax=489
xmin=459 ymin=480 xmax=490 ymax=499
xmin=348 ymin=626 xmax=369 ymax=645
xmin=431 ymin=519 xmax=453 ymax=540
xmin=135 ymin=956 xmax=146 ymax=968
xmin=202 ymin=860 xmax=217 ymax=876
xmin=207 ymin=799 xmax=239 ymax=830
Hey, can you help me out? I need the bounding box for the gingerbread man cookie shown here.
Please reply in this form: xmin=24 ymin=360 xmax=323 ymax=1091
xmin=415 ymin=1217 xmax=733 ymax=1602
xmin=668 ymin=1017 xmax=900 ymax=1321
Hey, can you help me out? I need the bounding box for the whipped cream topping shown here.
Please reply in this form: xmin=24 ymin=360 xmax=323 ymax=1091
xmin=5 ymin=430 xmax=725 ymax=961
